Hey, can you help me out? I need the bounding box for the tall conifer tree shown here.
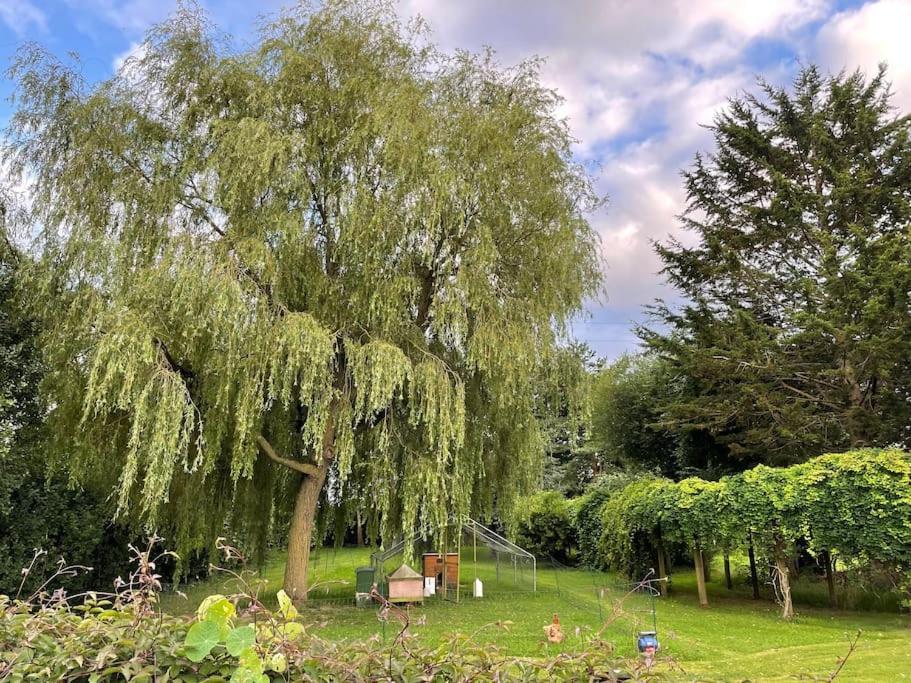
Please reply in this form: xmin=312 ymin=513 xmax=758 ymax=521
xmin=644 ymin=66 xmax=911 ymax=464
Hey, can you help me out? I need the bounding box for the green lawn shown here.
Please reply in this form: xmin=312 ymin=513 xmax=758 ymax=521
xmin=161 ymin=547 xmax=911 ymax=681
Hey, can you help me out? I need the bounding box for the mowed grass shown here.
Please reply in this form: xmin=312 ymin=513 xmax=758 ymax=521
xmin=160 ymin=547 xmax=911 ymax=681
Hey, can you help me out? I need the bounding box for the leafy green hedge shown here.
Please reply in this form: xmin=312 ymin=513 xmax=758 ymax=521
xmin=598 ymin=449 xmax=911 ymax=615
xmin=574 ymin=470 xmax=639 ymax=569
xmin=515 ymin=491 xmax=580 ymax=565
xmin=515 ymin=471 xmax=650 ymax=570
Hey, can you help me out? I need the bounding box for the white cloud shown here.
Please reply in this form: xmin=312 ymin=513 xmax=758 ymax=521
xmin=817 ymin=0 xmax=911 ymax=112
xmin=63 ymin=0 xmax=171 ymax=33
xmin=697 ymin=0 xmax=829 ymax=38
xmin=0 ymin=0 xmax=46 ymax=35
xmin=401 ymin=0 xmax=825 ymax=149
xmin=112 ymin=41 xmax=147 ymax=72
xmin=393 ymin=1 xmax=827 ymax=352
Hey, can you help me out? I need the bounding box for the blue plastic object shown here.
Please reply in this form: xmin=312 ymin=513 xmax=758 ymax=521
xmin=637 ymin=631 xmax=659 ymax=654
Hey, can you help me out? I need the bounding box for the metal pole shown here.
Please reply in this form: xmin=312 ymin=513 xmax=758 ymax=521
xmin=651 ymin=586 xmax=657 ymax=632
xmin=532 ymin=556 xmax=536 ymax=593
xmin=441 ymin=526 xmax=446 ymax=600
xmin=594 ymin=568 xmax=603 ymax=621
xmin=456 ymin=528 xmax=461 ymax=603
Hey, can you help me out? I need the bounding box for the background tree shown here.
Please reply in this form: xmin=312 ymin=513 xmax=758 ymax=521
xmin=5 ymin=2 xmax=601 ymax=600
xmin=643 ymin=66 xmax=911 ymax=464
xmin=538 ymin=343 xmax=603 ymax=495
xmin=590 ymin=353 xmax=727 ymax=478
xmin=0 ymin=217 xmax=135 ymax=593
xmin=515 ymin=490 xmax=579 ymax=565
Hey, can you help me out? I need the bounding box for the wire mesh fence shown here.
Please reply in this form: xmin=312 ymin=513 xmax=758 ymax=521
xmin=272 ymin=546 xmax=664 ymax=659
xmin=159 ymin=538 xmax=665 ymax=660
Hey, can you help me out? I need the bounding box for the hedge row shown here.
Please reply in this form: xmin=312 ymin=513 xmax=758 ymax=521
xmin=598 ymin=449 xmax=911 ymax=617
xmin=515 ymin=470 xmax=637 ymax=568
xmin=0 ymin=584 xmax=634 ymax=682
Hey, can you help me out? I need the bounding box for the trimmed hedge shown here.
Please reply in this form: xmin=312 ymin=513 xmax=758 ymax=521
xmin=597 ymin=449 xmax=911 ymax=616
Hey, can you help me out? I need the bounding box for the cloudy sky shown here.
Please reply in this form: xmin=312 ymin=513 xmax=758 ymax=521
xmin=2 ymin=0 xmax=910 ymax=358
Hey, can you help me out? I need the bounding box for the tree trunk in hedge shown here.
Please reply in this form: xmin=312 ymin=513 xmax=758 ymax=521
xmin=747 ymin=535 xmax=761 ymax=600
xmin=773 ymin=540 xmax=794 ymax=619
xmin=823 ymin=550 xmax=837 ymax=608
xmin=693 ymin=545 xmax=709 ymax=607
xmin=723 ymin=553 xmax=733 ymax=590
xmin=656 ymin=539 xmax=668 ymax=596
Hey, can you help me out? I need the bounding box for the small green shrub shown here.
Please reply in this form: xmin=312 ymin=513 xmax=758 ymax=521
xmin=515 ymin=491 xmax=579 ymax=565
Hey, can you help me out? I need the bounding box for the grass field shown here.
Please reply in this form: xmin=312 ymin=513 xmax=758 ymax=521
xmin=161 ymin=546 xmax=911 ymax=681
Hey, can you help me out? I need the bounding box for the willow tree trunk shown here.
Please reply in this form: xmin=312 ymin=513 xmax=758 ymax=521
xmin=723 ymin=553 xmax=733 ymax=590
xmin=283 ymin=462 xmax=331 ymax=601
xmin=356 ymin=510 xmax=364 ymax=547
xmin=693 ymin=546 xmax=709 ymax=607
xmin=283 ymin=402 xmax=338 ymax=602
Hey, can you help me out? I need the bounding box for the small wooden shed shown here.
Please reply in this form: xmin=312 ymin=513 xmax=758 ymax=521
xmin=387 ymin=564 xmax=424 ymax=604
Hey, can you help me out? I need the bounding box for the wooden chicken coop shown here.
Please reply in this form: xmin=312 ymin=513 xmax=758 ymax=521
xmin=422 ymin=552 xmax=459 ymax=594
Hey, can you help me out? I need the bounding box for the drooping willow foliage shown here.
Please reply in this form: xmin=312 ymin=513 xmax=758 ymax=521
xmin=600 ymin=449 xmax=911 ymax=616
xmin=3 ymin=0 xmax=602 ymax=580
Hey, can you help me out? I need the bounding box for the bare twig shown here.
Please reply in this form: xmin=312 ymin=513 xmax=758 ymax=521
xmin=596 ymin=569 xmax=662 ymax=637
xmin=826 ymin=630 xmax=862 ymax=681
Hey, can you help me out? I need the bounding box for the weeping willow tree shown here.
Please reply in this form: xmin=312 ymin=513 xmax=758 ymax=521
xmin=4 ymin=1 xmax=602 ymax=599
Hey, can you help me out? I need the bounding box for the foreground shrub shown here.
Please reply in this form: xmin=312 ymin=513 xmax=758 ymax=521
xmin=0 ymin=597 xmax=645 ymax=682
xmin=515 ymin=491 xmax=580 ymax=565
xmin=0 ymin=541 xmax=651 ymax=682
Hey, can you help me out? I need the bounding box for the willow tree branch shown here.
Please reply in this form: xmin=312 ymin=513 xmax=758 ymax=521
xmin=256 ymin=434 xmax=319 ymax=476
xmin=154 ymin=338 xmax=195 ymax=383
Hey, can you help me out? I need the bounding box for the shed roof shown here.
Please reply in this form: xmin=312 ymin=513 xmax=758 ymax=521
xmin=388 ymin=564 xmax=422 ymax=580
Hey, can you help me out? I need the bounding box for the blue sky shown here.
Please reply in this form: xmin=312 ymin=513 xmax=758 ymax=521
xmin=3 ymin=0 xmax=910 ymax=359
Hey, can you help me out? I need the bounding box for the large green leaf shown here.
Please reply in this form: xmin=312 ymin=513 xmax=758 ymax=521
xmin=197 ymin=596 xmax=235 ymax=638
xmin=276 ymin=590 xmax=298 ymax=621
xmin=184 ymin=620 xmax=221 ymax=663
xmin=225 ymin=626 xmax=255 ymax=657
xmin=229 ymin=648 xmax=267 ymax=683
